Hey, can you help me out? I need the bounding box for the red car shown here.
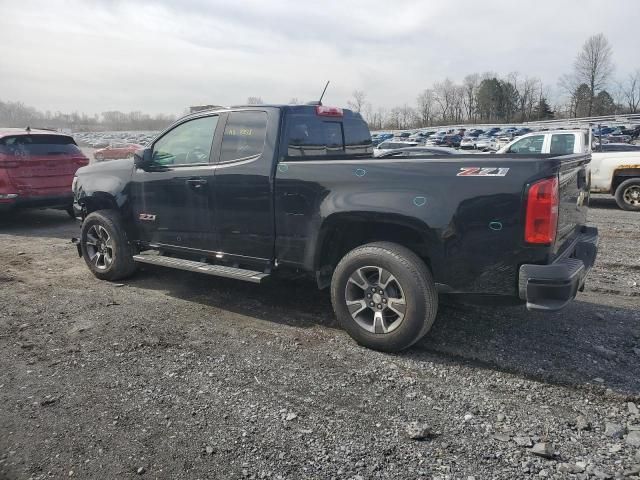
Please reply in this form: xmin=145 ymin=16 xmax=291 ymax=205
xmin=0 ymin=128 xmax=89 ymax=216
xmin=94 ymin=142 xmax=143 ymax=161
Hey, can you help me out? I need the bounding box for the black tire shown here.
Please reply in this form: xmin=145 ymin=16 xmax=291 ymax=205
xmin=95 ymin=153 xmax=104 ymax=162
xmin=80 ymin=210 xmax=137 ymax=281
xmin=614 ymin=178 xmax=640 ymax=211
xmin=331 ymin=242 xmax=438 ymax=352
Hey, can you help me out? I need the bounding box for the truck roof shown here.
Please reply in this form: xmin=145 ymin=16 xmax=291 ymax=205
xmin=533 ymin=129 xmax=589 ymax=135
xmin=179 ymin=104 xmax=361 ymax=122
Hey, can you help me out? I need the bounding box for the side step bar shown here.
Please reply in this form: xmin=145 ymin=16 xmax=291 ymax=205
xmin=133 ymin=254 xmax=269 ymax=283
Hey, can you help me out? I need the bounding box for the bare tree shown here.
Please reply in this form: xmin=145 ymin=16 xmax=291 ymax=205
xmin=347 ymin=90 xmax=367 ymax=113
xmin=433 ymin=78 xmax=457 ymax=123
xmin=462 ymin=74 xmax=479 ymax=122
xmin=373 ymin=107 xmax=388 ymax=130
xmin=246 ymin=96 xmax=264 ymax=105
xmin=558 ymin=73 xmax=580 ymax=117
xmin=573 ymin=33 xmax=614 ymax=116
xmin=619 ymin=70 xmax=640 ymax=113
xmin=288 ymin=98 xmax=299 ymax=105
xmin=416 ymin=89 xmax=435 ymax=127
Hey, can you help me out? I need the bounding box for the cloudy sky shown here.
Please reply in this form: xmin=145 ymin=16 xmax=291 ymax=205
xmin=0 ymin=0 xmax=638 ymax=116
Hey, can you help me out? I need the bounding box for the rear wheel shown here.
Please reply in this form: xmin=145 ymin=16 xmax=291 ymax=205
xmin=95 ymin=153 xmax=104 ymax=161
xmin=614 ymin=178 xmax=640 ymax=211
xmin=80 ymin=210 xmax=137 ymax=281
xmin=331 ymin=242 xmax=438 ymax=352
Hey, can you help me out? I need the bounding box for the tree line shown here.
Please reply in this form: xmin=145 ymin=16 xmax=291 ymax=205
xmin=0 ymin=100 xmax=176 ymax=131
xmin=351 ymin=33 xmax=640 ymax=130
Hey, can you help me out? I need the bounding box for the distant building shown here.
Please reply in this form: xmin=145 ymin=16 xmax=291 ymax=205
xmin=189 ymin=105 xmax=224 ymax=113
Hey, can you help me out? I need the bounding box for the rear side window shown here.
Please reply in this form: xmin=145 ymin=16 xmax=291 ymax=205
xmin=0 ymin=135 xmax=81 ymax=156
xmin=220 ymin=111 xmax=268 ymax=162
xmin=550 ymin=134 xmax=576 ymax=155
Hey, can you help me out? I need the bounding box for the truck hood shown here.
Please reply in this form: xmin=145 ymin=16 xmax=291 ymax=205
xmin=77 ymin=158 xmax=134 ymax=177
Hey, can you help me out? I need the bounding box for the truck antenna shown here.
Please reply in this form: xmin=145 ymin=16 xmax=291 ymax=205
xmin=318 ymin=81 xmax=330 ymax=105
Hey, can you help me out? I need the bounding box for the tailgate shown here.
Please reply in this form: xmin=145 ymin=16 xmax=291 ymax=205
xmin=1 ymin=134 xmax=88 ymax=197
xmin=554 ymin=154 xmax=590 ymax=255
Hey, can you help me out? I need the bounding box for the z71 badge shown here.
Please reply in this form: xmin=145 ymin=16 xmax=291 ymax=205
xmin=139 ymin=213 xmax=157 ymax=221
xmin=457 ymin=167 xmax=510 ymax=177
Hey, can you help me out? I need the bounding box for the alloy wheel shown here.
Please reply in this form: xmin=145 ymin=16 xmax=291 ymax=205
xmin=344 ymin=265 xmax=406 ymax=334
xmin=85 ymin=225 xmax=114 ymax=270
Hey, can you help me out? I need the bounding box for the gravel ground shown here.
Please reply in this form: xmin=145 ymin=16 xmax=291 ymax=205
xmin=0 ymin=195 xmax=639 ymax=480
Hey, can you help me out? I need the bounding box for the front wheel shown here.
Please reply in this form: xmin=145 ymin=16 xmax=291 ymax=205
xmin=331 ymin=242 xmax=438 ymax=352
xmin=80 ymin=210 xmax=137 ymax=281
xmin=615 ymin=178 xmax=640 ymax=211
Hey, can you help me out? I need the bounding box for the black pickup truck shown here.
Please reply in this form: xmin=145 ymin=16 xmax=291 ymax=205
xmin=72 ymin=104 xmax=598 ymax=352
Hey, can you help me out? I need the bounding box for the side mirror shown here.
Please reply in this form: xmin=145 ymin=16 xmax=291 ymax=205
xmin=134 ymin=148 xmax=153 ymax=169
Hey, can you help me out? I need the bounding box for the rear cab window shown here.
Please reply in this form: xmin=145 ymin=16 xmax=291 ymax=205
xmin=284 ymin=111 xmax=372 ymax=159
xmin=549 ymin=134 xmax=576 ymax=155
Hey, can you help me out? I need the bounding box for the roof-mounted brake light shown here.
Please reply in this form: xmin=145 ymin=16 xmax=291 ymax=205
xmin=315 ymin=106 xmax=343 ymax=117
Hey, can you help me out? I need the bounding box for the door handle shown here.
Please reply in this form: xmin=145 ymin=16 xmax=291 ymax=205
xmin=186 ymin=178 xmax=207 ymax=188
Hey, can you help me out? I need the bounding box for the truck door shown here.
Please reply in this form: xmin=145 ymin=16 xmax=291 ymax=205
xmin=130 ymin=114 xmax=221 ymax=252
xmin=211 ymin=110 xmax=274 ymax=265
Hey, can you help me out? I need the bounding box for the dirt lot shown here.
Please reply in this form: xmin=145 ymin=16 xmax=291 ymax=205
xmin=0 ymin=195 xmax=639 ymax=480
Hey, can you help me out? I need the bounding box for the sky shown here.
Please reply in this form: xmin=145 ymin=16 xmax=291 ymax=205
xmin=0 ymin=0 xmax=638 ymax=116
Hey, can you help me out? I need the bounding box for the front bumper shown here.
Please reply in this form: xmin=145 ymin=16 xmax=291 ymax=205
xmin=518 ymin=226 xmax=598 ymax=311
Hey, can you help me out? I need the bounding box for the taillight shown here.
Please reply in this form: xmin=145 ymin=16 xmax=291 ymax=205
xmin=315 ymin=105 xmax=343 ymax=117
xmin=525 ymin=176 xmax=559 ymax=245
xmin=73 ymin=155 xmax=90 ymax=167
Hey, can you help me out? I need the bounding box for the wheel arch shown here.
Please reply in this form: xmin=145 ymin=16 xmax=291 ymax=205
xmin=313 ymin=212 xmax=439 ymax=289
xmin=612 ymin=167 xmax=640 ymax=194
xmin=78 ymin=191 xmax=119 ymax=216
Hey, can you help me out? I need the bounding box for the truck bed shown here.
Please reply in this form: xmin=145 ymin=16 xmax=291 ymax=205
xmin=274 ymin=152 xmax=591 ymax=296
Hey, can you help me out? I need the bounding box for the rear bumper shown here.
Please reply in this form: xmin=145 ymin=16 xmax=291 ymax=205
xmin=0 ymin=193 xmax=73 ymax=212
xmin=518 ymin=226 xmax=598 ymax=311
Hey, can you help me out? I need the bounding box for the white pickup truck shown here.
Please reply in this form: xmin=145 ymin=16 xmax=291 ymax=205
xmin=498 ymin=129 xmax=640 ymax=211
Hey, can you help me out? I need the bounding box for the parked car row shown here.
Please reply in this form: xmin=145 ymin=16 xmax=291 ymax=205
xmin=74 ymin=130 xmax=158 ymax=149
xmin=373 ymin=126 xmax=534 ymax=152
xmin=373 ymin=122 xmax=640 ymax=155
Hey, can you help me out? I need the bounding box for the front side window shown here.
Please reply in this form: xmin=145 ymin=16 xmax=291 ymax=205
xmin=507 ymin=135 xmax=544 ymax=154
xmin=152 ymin=115 xmax=218 ymax=166
xmin=550 ymin=134 xmax=576 ymax=155
xmin=220 ymin=111 xmax=268 ymax=162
